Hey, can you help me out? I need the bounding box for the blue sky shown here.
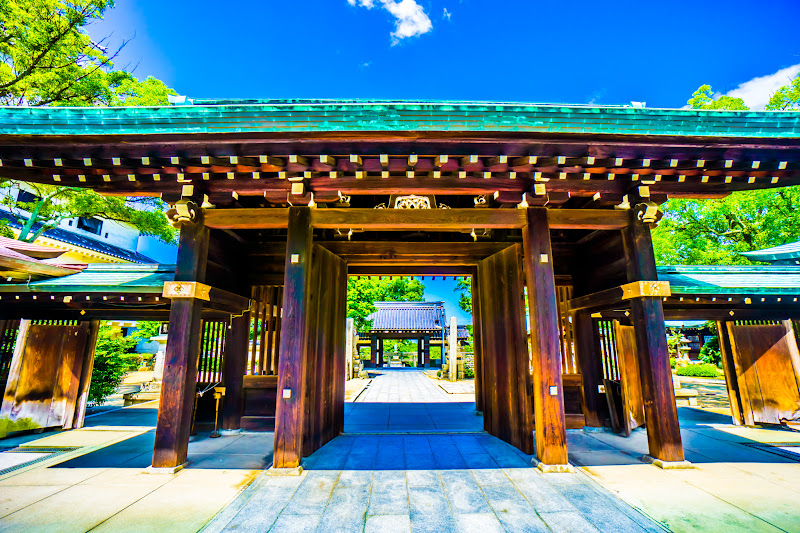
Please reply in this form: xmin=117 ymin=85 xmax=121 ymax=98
xmin=92 ymin=0 xmax=800 ymax=109
xmin=90 ymin=0 xmax=800 ymax=319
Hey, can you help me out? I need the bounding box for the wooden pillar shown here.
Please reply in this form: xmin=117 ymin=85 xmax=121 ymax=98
xmin=523 ymin=208 xmax=568 ymax=467
xmin=423 ymin=335 xmax=431 ymax=368
xmin=573 ymin=311 xmax=608 ymax=427
xmin=274 ymin=207 xmax=314 ymax=469
xmin=222 ymin=314 xmax=250 ymax=431
xmin=378 ymin=338 xmax=384 ymax=367
xmin=472 ymin=269 xmax=484 ymax=412
xmin=622 ymin=209 xmax=684 ymax=463
xmin=417 ymin=338 xmax=423 ymax=367
xmin=153 ymin=217 xmax=209 ymax=469
xmin=72 ymin=320 xmax=100 ymax=429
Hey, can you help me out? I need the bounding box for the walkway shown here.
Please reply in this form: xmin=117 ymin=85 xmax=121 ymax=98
xmin=206 ymin=370 xmax=664 ymax=532
xmin=344 ymin=369 xmax=481 ymax=433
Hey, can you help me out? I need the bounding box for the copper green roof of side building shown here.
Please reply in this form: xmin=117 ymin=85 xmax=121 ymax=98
xmin=0 ymin=100 xmax=799 ymax=137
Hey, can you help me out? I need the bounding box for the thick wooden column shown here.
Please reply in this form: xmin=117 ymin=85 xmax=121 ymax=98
xmin=153 ymin=217 xmax=209 ymax=469
xmin=274 ymin=207 xmax=314 ymax=469
xmin=422 ymin=335 xmax=431 ymax=368
xmin=370 ymin=335 xmax=378 ymax=367
xmin=222 ymin=313 xmax=250 ymax=431
xmin=378 ymin=338 xmax=384 ymax=367
xmin=622 ymin=209 xmax=684 ymax=463
xmin=573 ymin=311 xmax=608 ymax=427
xmin=523 ymin=208 xmax=568 ymax=467
xmin=417 ymin=338 xmax=423 ymax=367
xmin=717 ymin=321 xmax=745 ymax=425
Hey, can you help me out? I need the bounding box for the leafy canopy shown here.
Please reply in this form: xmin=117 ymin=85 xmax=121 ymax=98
xmin=766 ymin=71 xmax=800 ymax=110
xmin=687 ymin=85 xmax=748 ymax=111
xmin=653 ymin=187 xmax=800 ymax=265
xmin=89 ymin=321 xmax=158 ymax=405
xmin=0 ymin=183 xmax=176 ymax=243
xmin=0 ymin=0 xmax=175 ymax=106
xmin=347 ymin=277 xmax=425 ymax=331
xmin=453 ymin=277 xmax=472 ymax=314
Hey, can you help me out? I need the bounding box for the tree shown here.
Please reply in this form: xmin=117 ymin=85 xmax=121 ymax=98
xmin=766 ymin=71 xmax=800 ymax=110
xmin=453 ymin=276 xmax=472 ymax=313
xmin=0 ymin=0 xmax=176 ymax=106
xmin=347 ymin=276 xmax=425 ymax=331
xmin=653 ymin=187 xmax=800 ymax=265
xmin=687 ymin=85 xmax=749 ymax=111
xmin=89 ymin=321 xmax=158 ymax=405
xmin=0 ymin=183 xmax=176 ymax=243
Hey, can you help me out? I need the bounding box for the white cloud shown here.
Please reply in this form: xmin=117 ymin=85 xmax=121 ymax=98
xmin=443 ymin=7 xmax=451 ymax=20
xmin=723 ymin=63 xmax=800 ymax=110
xmin=348 ymin=0 xmax=433 ymax=44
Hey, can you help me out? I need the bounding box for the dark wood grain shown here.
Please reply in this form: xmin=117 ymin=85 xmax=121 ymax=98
xmin=273 ymin=207 xmax=314 ymax=469
xmin=222 ymin=314 xmax=250 ymax=431
xmin=622 ymin=211 xmax=684 ymax=463
xmin=572 ymin=311 xmax=608 ymax=427
xmin=523 ymin=208 xmax=568 ymax=464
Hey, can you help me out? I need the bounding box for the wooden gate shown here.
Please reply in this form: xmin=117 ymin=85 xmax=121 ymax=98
xmin=476 ymin=244 xmax=533 ymax=454
xmin=0 ymin=322 xmax=96 ymax=438
xmin=724 ymin=320 xmax=800 ymax=426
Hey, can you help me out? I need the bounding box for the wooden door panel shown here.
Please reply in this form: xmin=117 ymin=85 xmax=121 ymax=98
xmin=728 ymin=322 xmax=800 ymax=425
xmin=614 ymin=323 xmax=645 ymax=436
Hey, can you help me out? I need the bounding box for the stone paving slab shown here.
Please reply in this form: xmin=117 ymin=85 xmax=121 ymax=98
xmin=204 ymin=433 xmax=664 ymax=533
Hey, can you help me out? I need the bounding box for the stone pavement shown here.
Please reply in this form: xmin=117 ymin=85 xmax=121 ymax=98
xmin=345 ymin=369 xmax=482 ymax=433
xmin=0 ymin=402 xmax=269 ymax=533
xmin=571 ymin=407 xmax=800 ymax=533
xmin=204 ymin=433 xmax=664 ymax=533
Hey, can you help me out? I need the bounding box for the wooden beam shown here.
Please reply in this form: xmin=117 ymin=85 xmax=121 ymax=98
xmin=622 ymin=210 xmax=684 ymax=463
xmin=152 ymin=219 xmax=209 ymax=469
xmin=273 ymin=207 xmax=313 ymax=469
xmin=523 ymin=208 xmax=568 ymax=466
xmin=347 ymin=265 xmax=474 ymax=276
xmin=567 ymin=281 xmax=671 ymax=312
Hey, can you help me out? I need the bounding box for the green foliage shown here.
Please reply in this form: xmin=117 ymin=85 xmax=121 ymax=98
xmin=699 ymin=335 xmax=722 ymax=367
xmin=347 ymin=276 xmax=425 ymax=331
xmin=687 ymin=85 xmax=749 ymax=111
xmin=653 ymin=187 xmax=800 ymax=265
xmin=0 ymin=0 xmax=176 ymax=107
xmin=0 ymin=183 xmax=176 ymax=243
xmin=666 ymin=328 xmax=683 ymax=358
xmin=669 ymin=357 xmax=677 ymax=369
xmin=766 ymin=71 xmax=800 ymax=110
xmin=463 ymin=367 xmax=474 ymax=379
xmin=453 ymin=277 xmax=472 ymax=313
xmin=675 ymin=363 xmax=721 ymax=378
xmin=89 ymin=321 xmax=158 ymax=405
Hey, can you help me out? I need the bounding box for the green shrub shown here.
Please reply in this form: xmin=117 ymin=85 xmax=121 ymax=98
xmin=89 ymin=322 xmax=157 ymax=405
xmin=675 ymin=363 xmax=721 ymax=378
xmin=699 ymin=336 xmax=722 ymax=367
xmin=463 ymin=367 xmax=475 ymax=379
xmin=669 ymin=357 xmax=676 ymax=369
xmin=436 ymin=370 xmax=442 ymax=378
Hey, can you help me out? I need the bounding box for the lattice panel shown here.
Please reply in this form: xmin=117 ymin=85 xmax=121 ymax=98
xmin=556 ymin=285 xmax=577 ymax=374
xmin=197 ymin=320 xmax=227 ymax=385
xmin=597 ymin=319 xmax=620 ymax=381
xmin=247 ymin=285 xmax=283 ymax=376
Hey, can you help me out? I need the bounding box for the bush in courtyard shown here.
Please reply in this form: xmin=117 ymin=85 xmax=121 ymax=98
xmin=670 ymin=357 xmax=677 ymax=369
xmin=463 ymin=367 xmax=474 ymax=379
xmin=89 ymin=322 xmax=156 ymax=405
xmin=675 ymin=363 xmax=721 ymax=378
xmin=699 ymin=335 xmax=722 ymax=367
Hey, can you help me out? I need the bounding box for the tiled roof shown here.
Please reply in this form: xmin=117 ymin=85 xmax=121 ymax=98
xmin=740 ymin=241 xmax=800 ymax=262
xmin=368 ymin=301 xmax=447 ymax=332
xmin=658 ymin=265 xmax=800 ymax=295
xmin=0 ymin=263 xmax=174 ymax=293
xmin=1 ymin=100 xmax=799 ymax=138
xmin=0 ymin=211 xmax=154 ymax=263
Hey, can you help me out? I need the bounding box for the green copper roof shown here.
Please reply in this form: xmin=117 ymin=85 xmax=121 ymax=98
xmin=658 ymin=265 xmax=800 ymax=295
xmin=0 ymin=263 xmax=174 ymax=293
xmin=0 ymin=100 xmax=799 ymax=137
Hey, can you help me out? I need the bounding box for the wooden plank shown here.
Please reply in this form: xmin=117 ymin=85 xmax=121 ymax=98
xmin=523 ymin=208 xmax=567 ymax=464
xmin=49 ymin=324 xmax=89 ymax=429
xmin=573 ymin=311 xmax=608 ymax=427
xmin=152 ymin=219 xmax=209 ymax=469
xmin=477 ymin=255 xmax=498 ymax=437
xmin=471 ymin=268 xmax=483 ymax=412
xmin=72 ymin=320 xmax=100 ymax=429
xmin=222 ymin=314 xmax=250 ymax=431
xmin=274 ymin=207 xmax=314 ymax=469
xmin=622 ymin=210 xmax=684 ymax=463
xmin=717 ymin=321 xmax=745 ymax=426
xmin=614 ymin=323 xmax=645 ymax=436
